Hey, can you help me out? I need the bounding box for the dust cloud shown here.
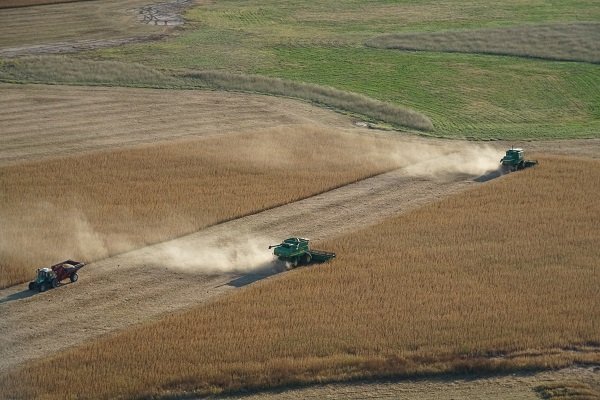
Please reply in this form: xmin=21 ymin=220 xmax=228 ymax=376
xmin=0 ymin=127 xmax=503 ymax=278
xmin=146 ymin=235 xmax=276 ymax=274
xmin=237 ymin=126 xmax=503 ymax=179
xmin=400 ymin=144 xmax=502 ymax=177
xmin=0 ymin=203 xmax=111 ymax=267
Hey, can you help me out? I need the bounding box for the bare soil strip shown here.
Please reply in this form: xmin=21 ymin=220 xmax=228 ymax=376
xmin=0 ymin=168 xmax=477 ymax=374
xmin=137 ymin=0 xmax=193 ymax=26
xmin=216 ymin=366 xmax=600 ymax=400
xmin=0 ymin=35 xmax=165 ymax=58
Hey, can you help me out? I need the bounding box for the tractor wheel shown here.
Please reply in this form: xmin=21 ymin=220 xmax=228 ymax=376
xmin=286 ymin=257 xmax=299 ymax=270
xmin=301 ymin=253 xmax=312 ymax=265
xmin=51 ymin=278 xmax=58 ymax=288
xmin=39 ymin=283 xmax=47 ymax=292
xmin=28 ymin=282 xmax=35 ymax=291
xmin=70 ymin=273 xmax=78 ymax=283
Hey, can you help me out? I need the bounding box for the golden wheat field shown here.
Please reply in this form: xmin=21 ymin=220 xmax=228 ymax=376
xmin=2 ymin=156 xmax=597 ymax=399
xmin=0 ymin=127 xmax=408 ymax=288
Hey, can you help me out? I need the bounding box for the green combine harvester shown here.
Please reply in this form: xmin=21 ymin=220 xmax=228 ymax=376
xmin=500 ymin=147 xmax=538 ymax=173
xmin=269 ymin=237 xmax=335 ymax=269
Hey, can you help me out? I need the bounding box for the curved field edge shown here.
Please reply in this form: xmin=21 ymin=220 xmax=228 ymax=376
xmin=365 ymin=22 xmax=600 ymax=64
xmin=0 ymin=57 xmax=432 ymax=131
xmin=256 ymin=48 xmax=600 ymax=140
xmin=2 ymin=156 xmax=598 ymax=399
xmin=182 ymin=71 xmax=433 ymax=131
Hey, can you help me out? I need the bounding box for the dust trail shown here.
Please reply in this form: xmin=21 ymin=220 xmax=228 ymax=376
xmin=145 ymin=235 xmax=277 ymax=274
xmin=400 ymin=144 xmax=502 ymax=177
xmin=0 ymin=203 xmax=110 ymax=266
xmin=247 ymin=126 xmax=504 ymax=178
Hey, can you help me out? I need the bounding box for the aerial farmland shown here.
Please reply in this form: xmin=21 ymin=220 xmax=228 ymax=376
xmin=0 ymin=1 xmax=598 ymax=399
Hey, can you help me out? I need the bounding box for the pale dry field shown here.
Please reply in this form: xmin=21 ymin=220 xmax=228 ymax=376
xmin=0 ymin=0 xmax=164 ymax=49
xmin=0 ymin=83 xmax=353 ymax=165
xmin=2 ymin=157 xmax=598 ymax=399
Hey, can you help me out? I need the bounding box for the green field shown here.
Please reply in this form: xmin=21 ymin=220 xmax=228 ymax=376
xmin=1 ymin=0 xmax=599 ymax=138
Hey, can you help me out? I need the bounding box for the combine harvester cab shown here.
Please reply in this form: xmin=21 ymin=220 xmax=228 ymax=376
xmin=269 ymin=237 xmax=335 ymax=269
xmin=500 ymin=147 xmax=538 ymax=173
xmin=28 ymin=260 xmax=85 ymax=292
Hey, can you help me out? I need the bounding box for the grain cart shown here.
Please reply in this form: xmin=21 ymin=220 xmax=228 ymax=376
xmin=500 ymin=147 xmax=538 ymax=173
xmin=28 ymin=260 xmax=85 ymax=292
xmin=268 ymin=237 xmax=335 ymax=268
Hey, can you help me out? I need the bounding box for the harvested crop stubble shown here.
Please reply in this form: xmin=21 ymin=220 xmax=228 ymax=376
xmin=366 ymin=23 xmax=600 ymax=64
xmin=3 ymin=157 xmax=598 ymax=399
xmin=0 ymin=127 xmax=405 ymax=288
xmin=0 ymin=0 xmax=161 ymax=48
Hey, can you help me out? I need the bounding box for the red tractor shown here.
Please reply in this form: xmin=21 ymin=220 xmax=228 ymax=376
xmin=28 ymin=260 xmax=85 ymax=292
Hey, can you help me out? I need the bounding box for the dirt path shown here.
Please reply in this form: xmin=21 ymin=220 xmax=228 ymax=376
xmin=0 ymin=35 xmax=166 ymax=58
xmin=215 ymin=366 xmax=600 ymax=400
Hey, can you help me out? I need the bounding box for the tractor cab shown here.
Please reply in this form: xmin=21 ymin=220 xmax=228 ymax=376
xmin=500 ymin=148 xmax=524 ymax=166
xmin=36 ymin=268 xmax=55 ymax=284
xmin=281 ymin=237 xmax=309 ymax=249
xmin=270 ymin=237 xmax=309 ymax=258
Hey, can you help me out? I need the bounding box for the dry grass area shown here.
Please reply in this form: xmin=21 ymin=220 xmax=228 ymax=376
xmin=366 ymin=23 xmax=600 ymax=64
xmin=2 ymin=156 xmax=598 ymax=399
xmin=0 ymin=127 xmax=406 ymax=288
xmin=0 ymin=0 xmax=161 ymax=48
xmin=535 ymin=380 xmax=600 ymax=400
